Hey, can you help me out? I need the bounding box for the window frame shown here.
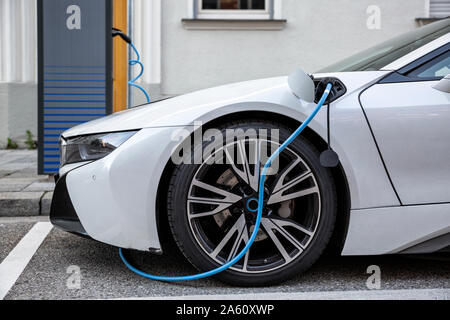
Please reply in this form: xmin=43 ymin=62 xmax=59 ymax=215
xmin=406 ymin=51 xmax=450 ymax=79
xmin=195 ymin=0 xmax=274 ymax=20
xmin=380 ymin=43 xmax=450 ymax=83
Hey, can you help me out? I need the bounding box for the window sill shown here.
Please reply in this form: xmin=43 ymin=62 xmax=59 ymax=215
xmin=181 ymin=19 xmax=287 ymax=30
xmin=416 ymin=17 xmax=449 ymax=26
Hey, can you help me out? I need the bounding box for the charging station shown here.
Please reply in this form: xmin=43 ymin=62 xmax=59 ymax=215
xmin=37 ymin=0 xmax=113 ymax=175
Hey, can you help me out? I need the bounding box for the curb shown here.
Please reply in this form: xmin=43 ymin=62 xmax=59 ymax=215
xmin=0 ymin=191 xmax=53 ymax=217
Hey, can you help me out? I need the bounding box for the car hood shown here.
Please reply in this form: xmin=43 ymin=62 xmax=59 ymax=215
xmin=62 ymin=77 xmax=289 ymax=137
xmin=62 ymin=71 xmax=389 ymax=138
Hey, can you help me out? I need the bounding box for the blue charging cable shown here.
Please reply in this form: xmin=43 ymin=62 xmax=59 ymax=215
xmin=119 ymin=84 xmax=333 ymax=282
xmin=129 ymin=42 xmax=151 ymax=104
xmin=112 ymin=29 xmax=151 ymax=104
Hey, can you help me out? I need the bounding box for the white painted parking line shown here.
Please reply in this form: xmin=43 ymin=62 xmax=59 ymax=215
xmin=122 ymin=288 xmax=450 ymax=301
xmin=0 ymin=222 xmax=53 ymax=300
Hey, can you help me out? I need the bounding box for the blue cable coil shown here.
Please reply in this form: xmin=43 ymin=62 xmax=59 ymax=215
xmin=129 ymin=43 xmax=151 ymax=104
xmin=119 ymin=83 xmax=333 ymax=281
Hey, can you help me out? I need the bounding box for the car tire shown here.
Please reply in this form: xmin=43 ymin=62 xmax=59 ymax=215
xmin=167 ymin=120 xmax=337 ymax=286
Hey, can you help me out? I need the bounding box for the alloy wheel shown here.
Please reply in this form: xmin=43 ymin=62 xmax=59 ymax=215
xmin=187 ymin=138 xmax=322 ymax=274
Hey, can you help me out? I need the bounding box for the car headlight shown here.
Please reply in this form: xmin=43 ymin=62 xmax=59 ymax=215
xmin=60 ymin=131 xmax=138 ymax=167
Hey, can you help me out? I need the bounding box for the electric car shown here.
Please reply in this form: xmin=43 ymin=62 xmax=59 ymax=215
xmin=51 ymin=19 xmax=450 ymax=285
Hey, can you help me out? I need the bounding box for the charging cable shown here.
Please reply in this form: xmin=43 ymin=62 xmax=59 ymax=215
xmin=112 ymin=28 xmax=150 ymax=104
xmin=119 ymin=83 xmax=333 ymax=282
xmin=128 ymin=43 xmax=150 ymax=104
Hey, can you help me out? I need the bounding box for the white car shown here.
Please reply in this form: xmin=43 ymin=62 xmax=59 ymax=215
xmin=51 ymin=19 xmax=450 ymax=285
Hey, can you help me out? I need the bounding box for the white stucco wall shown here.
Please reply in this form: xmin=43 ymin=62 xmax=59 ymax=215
xmin=0 ymin=83 xmax=37 ymax=148
xmin=0 ymin=0 xmax=435 ymax=147
xmin=160 ymin=0 xmax=426 ymax=95
xmin=0 ymin=0 xmax=37 ymax=147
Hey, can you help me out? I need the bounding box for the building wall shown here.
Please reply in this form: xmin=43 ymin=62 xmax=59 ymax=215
xmin=160 ymin=0 xmax=426 ymax=95
xmin=0 ymin=0 xmax=37 ymax=83
xmin=0 ymin=83 xmax=37 ymax=147
xmin=0 ymin=0 xmax=434 ymax=147
xmin=0 ymin=0 xmax=37 ymax=148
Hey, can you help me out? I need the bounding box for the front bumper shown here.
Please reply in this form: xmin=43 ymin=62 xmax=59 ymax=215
xmin=50 ymin=175 xmax=90 ymax=238
xmin=48 ymin=126 xmax=180 ymax=252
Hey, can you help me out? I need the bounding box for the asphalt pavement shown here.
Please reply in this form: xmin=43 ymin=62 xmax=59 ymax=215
xmin=0 ymin=217 xmax=448 ymax=300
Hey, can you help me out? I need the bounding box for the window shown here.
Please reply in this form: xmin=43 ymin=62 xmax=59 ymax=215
xmin=183 ymin=0 xmax=285 ymax=30
xmin=201 ymin=0 xmax=266 ymax=10
xmin=318 ymin=19 xmax=450 ymax=72
xmin=429 ymin=0 xmax=450 ymax=18
xmin=407 ymin=51 xmax=450 ymax=79
xmin=195 ymin=0 xmax=274 ymax=20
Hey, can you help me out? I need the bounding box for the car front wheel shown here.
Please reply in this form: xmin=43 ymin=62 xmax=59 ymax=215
xmin=167 ymin=120 xmax=337 ymax=286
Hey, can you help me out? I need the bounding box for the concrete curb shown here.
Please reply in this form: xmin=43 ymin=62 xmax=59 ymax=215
xmin=0 ymin=150 xmax=55 ymax=217
xmin=0 ymin=192 xmax=53 ymax=217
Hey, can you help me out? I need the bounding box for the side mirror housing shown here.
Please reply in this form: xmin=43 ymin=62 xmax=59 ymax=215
xmin=432 ymin=74 xmax=450 ymax=93
xmin=288 ymin=68 xmax=315 ymax=103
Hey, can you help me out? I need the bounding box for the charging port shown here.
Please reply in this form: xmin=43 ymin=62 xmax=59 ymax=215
xmin=314 ymin=77 xmax=347 ymax=104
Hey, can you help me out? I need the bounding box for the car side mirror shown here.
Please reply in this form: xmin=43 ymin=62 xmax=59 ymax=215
xmin=432 ymin=74 xmax=450 ymax=93
xmin=288 ymin=68 xmax=315 ymax=103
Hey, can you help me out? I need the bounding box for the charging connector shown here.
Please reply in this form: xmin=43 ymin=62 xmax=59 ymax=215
xmin=314 ymin=77 xmax=346 ymax=104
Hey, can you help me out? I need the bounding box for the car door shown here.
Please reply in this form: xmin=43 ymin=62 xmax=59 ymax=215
xmin=360 ymin=46 xmax=450 ymax=205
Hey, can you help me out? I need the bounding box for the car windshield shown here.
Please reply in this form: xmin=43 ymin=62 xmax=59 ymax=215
xmin=318 ymin=19 xmax=450 ymax=73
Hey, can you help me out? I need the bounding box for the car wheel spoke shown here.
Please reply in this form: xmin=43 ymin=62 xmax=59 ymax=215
xmin=269 ymin=216 xmax=314 ymax=237
xmin=267 ymin=183 xmax=318 ymax=205
xmin=267 ymin=153 xmax=319 ymax=205
xmin=227 ymin=220 xmax=250 ymax=271
xmin=211 ymin=215 xmax=248 ymax=262
xmin=271 ymin=156 xmax=305 ymax=193
xmin=261 ymin=218 xmax=294 ymax=263
xmin=261 ymin=217 xmax=305 ymax=263
xmin=225 ymin=140 xmax=260 ymax=193
xmin=188 ymin=179 xmax=242 ymax=219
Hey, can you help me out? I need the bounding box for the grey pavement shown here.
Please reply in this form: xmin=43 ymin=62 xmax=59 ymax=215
xmin=1 ymin=217 xmax=449 ymax=300
xmin=0 ymin=221 xmax=36 ymax=264
xmin=0 ymin=150 xmax=54 ymax=217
